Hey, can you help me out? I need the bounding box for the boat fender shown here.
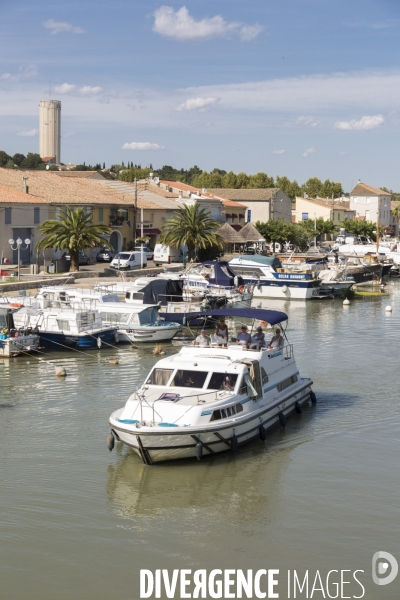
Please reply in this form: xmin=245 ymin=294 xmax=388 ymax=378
xmin=183 ymin=315 xmax=187 ymax=326
xmin=278 ymin=411 xmax=286 ymax=427
xmin=231 ymin=429 xmax=238 ymax=453
xmin=55 ymin=366 xmax=67 ymax=377
xmin=295 ymin=401 xmax=302 ymax=414
xmin=282 ymin=285 xmax=288 ymax=293
xmin=310 ymin=390 xmax=317 ymax=404
xmin=115 ymin=332 xmax=119 ymax=343
xmin=259 ymin=424 xmax=267 ymax=441
xmin=106 ymin=432 xmax=115 ymax=452
xmin=195 ymin=441 xmax=203 ymax=460
xmin=97 ymin=336 xmax=102 ymax=348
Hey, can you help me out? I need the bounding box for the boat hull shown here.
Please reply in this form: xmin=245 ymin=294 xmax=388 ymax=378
xmin=252 ymin=281 xmax=320 ymax=300
xmin=110 ymin=382 xmax=313 ymax=463
xmin=39 ymin=329 xmax=117 ymax=349
xmin=0 ymin=334 xmax=40 ymax=357
xmin=117 ymin=325 xmax=180 ymax=343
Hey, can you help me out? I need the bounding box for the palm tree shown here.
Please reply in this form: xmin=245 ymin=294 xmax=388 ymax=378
xmin=36 ymin=206 xmax=112 ymax=272
xmin=159 ymin=203 xmax=224 ymax=261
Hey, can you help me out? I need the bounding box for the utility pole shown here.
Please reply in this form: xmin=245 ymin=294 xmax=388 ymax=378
xmin=376 ymin=202 xmax=380 ymax=254
xmin=133 ymin=177 xmax=137 ymax=246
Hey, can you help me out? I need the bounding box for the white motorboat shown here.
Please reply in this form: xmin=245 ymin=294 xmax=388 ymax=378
xmin=108 ymin=308 xmax=315 ymax=464
xmin=229 ymin=255 xmax=321 ymax=300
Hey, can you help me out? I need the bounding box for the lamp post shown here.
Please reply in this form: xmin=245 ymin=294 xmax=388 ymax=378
xmin=9 ymin=237 xmax=31 ymax=281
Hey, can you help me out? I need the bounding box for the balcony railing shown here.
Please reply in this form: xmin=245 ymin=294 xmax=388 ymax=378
xmin=109 ymin=218 xmax=125 ymax=227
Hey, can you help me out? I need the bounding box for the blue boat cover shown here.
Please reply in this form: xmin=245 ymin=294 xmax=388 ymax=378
xmin=187 ymin=307 xmax=288 ymax=325
xmin=139 ymin=279 xmax=184 ymax=305
xmin=200 ymin=261 xmax=244 ymax=287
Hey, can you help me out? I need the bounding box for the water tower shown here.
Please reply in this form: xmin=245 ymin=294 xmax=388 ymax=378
xmin=39 ymin=100 xmax=61 ymax=163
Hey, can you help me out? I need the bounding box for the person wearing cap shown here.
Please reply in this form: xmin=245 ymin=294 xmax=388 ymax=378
xmin=250 ymin=326 xmax=266 ymax=350
xmin=192 ymin=328 xmax=209 ymax=347
xmin=236 ymin=324 xmax=251 ymax=348
xmin=215 ymin=317 xmax=228 ymax=348
xmin=268 ymin=328 xmax=284 ymax=350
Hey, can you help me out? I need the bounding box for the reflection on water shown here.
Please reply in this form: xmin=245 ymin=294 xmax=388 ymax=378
xmin=1 ymin=281 xmax=400 ymax=599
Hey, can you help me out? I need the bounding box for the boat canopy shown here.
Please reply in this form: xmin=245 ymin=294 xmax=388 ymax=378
xmin=188 ymin=307 xmax=288 ymax=326
xmin=0 ymin=307 xmax=15 ymax=330
xmin=231 ymin=255 xmax=282 ymax=269
xmin=198 ymin=261 xmax=244 ymax=287
xmin=139 ymin=279 xmax=184 ymax=306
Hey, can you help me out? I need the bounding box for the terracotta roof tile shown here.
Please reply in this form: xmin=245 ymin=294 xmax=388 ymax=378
xmin=0 ymin=185 xmax=48 ymax=204
xmin=207 ymin=188 xmax=280 ymax=201
xmin=296 ymin=196 xmax=353 ymax=210
xmin=350 ymin=182 xmax=390 ymax=196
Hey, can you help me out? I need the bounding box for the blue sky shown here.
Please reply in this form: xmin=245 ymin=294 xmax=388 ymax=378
xmin=0 ymin=0 xmax=399 ymax=191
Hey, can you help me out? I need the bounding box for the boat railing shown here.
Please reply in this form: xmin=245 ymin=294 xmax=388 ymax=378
xmin=282 ymin=344 xmax=293 ymax=360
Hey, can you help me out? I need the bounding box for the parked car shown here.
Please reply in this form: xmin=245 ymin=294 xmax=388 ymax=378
xmin=153 ymin=244 xmax=184 ymax=265
xmin=110 ymin=251 xmax=147 ymax=270
xmin=133 ymin=246 xmax=154 ymax=261
xmin=96 ymin=249 xmax=117 ymax=262
xmin=62 ymin=251 xmax=91 ymax=265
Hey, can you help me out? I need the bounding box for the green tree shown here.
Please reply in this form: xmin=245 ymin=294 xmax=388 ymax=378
xmin=255 ymin=220 xmax=293 ymax=249
xmin=0 ymin=150 xmax=11 ymax=166
xmin=222 ymin=171 xmax=238 ymax=188
xmin=36 ymin=207 xmax=111 ymax=272
xmin=235 ymin=172 xmax=250 ymax=188
xmin=12 ymin=153 xmax=26 ymax=166
xmin=341 ymin=219 xmax=376 ymax=240
xmin=119 ymin=166 xmax=153 ymax=181
xmin=276 ymin=176 xmax=301 ymax=201
xmin=249 ymin=172 xmax=274 ymax=188
xmin=301 ymin=177 xmax=322 ymax=198
xmin=5 ymin=159 xmax=14 ymax=169
xmin=159 ymin=203 xmax=223 ymax=261
xmin=320 ymin=179 xmax=343 ymax=198
xmin=21 ymin=153 xmax=43 ymax=169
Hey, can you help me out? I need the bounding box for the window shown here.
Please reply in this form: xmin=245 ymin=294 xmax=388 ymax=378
xmin=139 ymin=308 xmax=158 ymax=325
xmin=34 ymin=207 xmax=40 ymax=224
xmin=99 ymin=312 xmax=132 ymax=325
xmin=261 ymin=367 xmax=268 ymax=384
xmin=170 ymin=370 xmax=208 ymax=388
xmin=207 ymin=372 xmax=238 ymax=390
xmin=56 ymin=319 xmax=70 ymax=331
xmin=302 ymin=213 xmax=308 ymax=220
xmin=146 ymin=368 xmax=173 ymax=386
xmin=277 ymin=374 xmax=298 ymax=392
xmin=338 ymin=213 xmax=341 ymax=221
xmin=99 ymin=208 xmax=104 ymax=222
xmin=5 ymin=208 xmax=11 ymax=224
xmin=210 ymin=403 xmax=243 ymax=421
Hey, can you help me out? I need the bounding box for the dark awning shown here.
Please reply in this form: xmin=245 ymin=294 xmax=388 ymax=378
xmin=231 ymin=224 xmax=242 ymax=231
xmin=136 ymin=228 xmax=161 ymax=235
xmin=187 ymin=307 xmax=288 ymax=326
xmin=225 ymin=213 xmax=232 ymax=218
xmin=239 ymin=214 xmax=245 ymax=218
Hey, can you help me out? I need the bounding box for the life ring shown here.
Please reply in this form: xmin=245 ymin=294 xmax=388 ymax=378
xmin=238 ymin=285 xmax=244 ymax=294
xmin=10 ymin=303 xmax=23 ymax=307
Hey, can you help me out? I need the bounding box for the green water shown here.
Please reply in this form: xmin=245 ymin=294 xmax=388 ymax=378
xmin=1 ymin=283 xmax=399 ymax=599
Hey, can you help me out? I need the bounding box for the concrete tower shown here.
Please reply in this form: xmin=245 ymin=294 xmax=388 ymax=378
xmin=39 ymin=100 xmax=61 ymax=163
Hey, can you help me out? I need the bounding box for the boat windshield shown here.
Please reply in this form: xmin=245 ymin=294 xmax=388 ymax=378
xmin=146 ymin=368 xmax=174 ymax=386
xmin=139 ymin=307 xmax=158 ymax=325
xmin=99 ymin=312 xmax=134 ymax=325
xmin=170 ymin=370 xmax=208 ymax=388
xmin=207 ymin=372 xmax=238 ymax=391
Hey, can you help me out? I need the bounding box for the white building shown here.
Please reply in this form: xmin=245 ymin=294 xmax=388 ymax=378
xmin=39 ymin=100 xmax=61 ymax=164
xmin=295 ymin=196 xmax=355 ymax=224
xmin=349 ymin=181 xmax=391 ymax=227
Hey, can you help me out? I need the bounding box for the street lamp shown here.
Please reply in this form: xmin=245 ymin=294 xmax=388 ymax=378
xmin=9 ymin=237 xmax=31 ymax=281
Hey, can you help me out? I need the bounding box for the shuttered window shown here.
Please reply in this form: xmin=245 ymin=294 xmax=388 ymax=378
xmin=34 ymin=207 xmax=40 ymax=224
xmin=5 ymin=208 xmax=11 ymax=224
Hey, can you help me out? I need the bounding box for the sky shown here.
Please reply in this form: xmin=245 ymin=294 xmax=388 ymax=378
xmin=0 ymin=0 xmax=399 ymax=191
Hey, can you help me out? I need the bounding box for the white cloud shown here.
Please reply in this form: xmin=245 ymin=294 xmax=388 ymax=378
xmin=239 ymin=24 xmax=263 ymax=41
xmin=296 ymin=115 xmax=320 ymax=127
xmin=176 ymin=96 xmax=218 ymax=111
xmin=122 ymin=142 xmax=164 ymax=150
xmin=334 ymin=114 xmax=384 ymax=131
xmin=54 ymin=83 xmax=76 ymax=94
xmin=152 ymin=6 xmax=262 ymax=41
xmin=54 ymin=83 xmax=103 ymax=96
xmin=17 ymin=129 xmax=38 ymax=137
xmin=0 ymin=64 xmax=37 ymax=82
xmin=80 ymin=86 xmax=103 ymax=96
xmin=43 ymin=19 xmax=84 ymax=35
xmin=302 ymin=147 xmax=316 ymax=157
xmin=273 ymin=149 xmax=285 ymax=154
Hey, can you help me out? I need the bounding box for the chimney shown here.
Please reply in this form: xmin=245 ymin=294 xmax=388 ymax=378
xmin=22 ymin=176 xmax=29 ymax=194
xmin=357 ymin=179 xmax=361 ymax=184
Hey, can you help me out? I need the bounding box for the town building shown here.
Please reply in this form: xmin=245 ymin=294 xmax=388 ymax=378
xmin=39 ymin=100 xmax=61 ymax=164
xmin=349 ymin=181 xmax=392 ymax=227
xmin=207 ymin=188 xmax=292 ymax=224
xmin=295 ymin=196 xmax=355 ymax=224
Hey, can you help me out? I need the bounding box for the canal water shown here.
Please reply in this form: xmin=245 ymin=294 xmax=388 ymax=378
xmin=1 ymin=282 xmax=400 ymax=600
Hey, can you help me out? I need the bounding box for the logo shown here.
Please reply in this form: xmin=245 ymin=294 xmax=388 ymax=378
xmin=372 ymin=551 xmax=398 ymax=586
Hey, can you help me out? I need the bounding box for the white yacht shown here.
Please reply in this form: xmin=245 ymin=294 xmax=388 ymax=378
xmin=229 ymin=255 xmax=321 ymax=300
xmin=108 ymin=308 xmax=315 ymax=464
xmin=0 ymin=307 xmax=40 ymax=357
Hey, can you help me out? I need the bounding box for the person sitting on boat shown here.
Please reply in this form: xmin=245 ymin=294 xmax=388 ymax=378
xmin=192 ymin=329 xmax=209 ymax=347
xmin=236 ymin=325 xmax=251 ymax=348
xmin=215 ymin=318 xmax=228 ymax=348
xmin=267 ymin=328 xmax=284 ymax=350
xmin=220 ymin=376 xmax=233 ymax=391
xmin=250 ymin=326 xmax=266 ymax=350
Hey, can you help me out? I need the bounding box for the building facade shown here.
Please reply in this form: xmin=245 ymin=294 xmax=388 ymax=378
xmin=349 ymin=182 xmax=391 ymax=227
xmin=207 ymin=188 xmax=292 ymax=224
xmin=295 ymin=197 xmax=355 ymax=224
xmin=39 ymin=100 xmax=61 ymax=164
